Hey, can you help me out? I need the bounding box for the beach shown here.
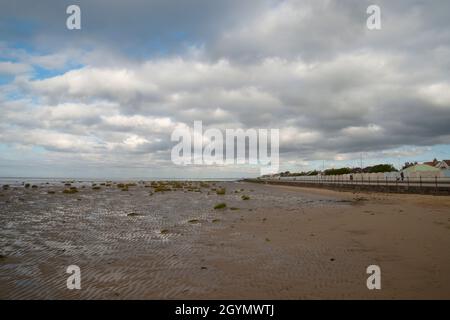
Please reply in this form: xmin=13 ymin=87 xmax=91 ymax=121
xmin=1 ymin=181 xmax=450 ymax=299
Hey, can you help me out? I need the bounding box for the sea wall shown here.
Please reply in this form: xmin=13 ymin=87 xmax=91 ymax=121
xmin=244 ymin=179 xmax=450 ymax=196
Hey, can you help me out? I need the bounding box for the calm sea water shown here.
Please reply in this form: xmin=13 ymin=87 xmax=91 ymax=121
xmin=0 ymin=177 xmax=240 ymax=187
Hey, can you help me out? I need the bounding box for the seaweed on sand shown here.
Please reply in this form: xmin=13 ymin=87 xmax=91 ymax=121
xmin=216 ymin=188 xmax=226 ymax=195
xmin=63 ymin=188 xmax=78 ymax=194
xmin=214 ymin=203 xmax=227 ymax=210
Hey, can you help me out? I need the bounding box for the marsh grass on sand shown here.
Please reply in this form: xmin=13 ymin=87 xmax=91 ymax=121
xmin=214 ymin=202 xmax=227 ymax=210
xmin=216 ymin=188 xmax=226 ymax=195
xmin=63 ymin=187 xmax=78 ymax=194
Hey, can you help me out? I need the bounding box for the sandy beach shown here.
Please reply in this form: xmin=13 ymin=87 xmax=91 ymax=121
xmin=1 ymin=180 xmax=449 ymax=299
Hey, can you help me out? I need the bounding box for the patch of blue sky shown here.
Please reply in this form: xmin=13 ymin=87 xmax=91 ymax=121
xmin=31 ymin=63 xmax=84 ymax=80
xmin=427 ymin=144 xmax=450 ymax=160
xmin=3 ymin=90 xmax=24 ymax=102
xmin=31 ymin=146 xmax=47 ymax=154
xmin=0 ymin=74 xmax=15 ymax=85
xmin=0 ymin=143 xmax=9 ymax=152
xmin=0 ymin=144 xmax=25 ymax=161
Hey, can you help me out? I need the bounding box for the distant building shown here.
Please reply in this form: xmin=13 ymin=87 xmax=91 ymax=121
xmin=436 ymin=160 xmax=450 ymax=170
xmin=435 ymin=160 xmax=450 ymax=177
xmin=424 ymin=159 xmax=439 ymax=167
xmin=402 ymin=160 xmax=450 ymax=178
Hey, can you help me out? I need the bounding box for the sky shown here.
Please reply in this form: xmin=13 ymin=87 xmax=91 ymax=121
xmin=1 ymin=0 xmax=450 ymax=179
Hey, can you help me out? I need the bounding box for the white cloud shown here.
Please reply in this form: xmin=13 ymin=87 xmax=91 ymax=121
xmin=0 ymin=61 xmax=31 ymax=75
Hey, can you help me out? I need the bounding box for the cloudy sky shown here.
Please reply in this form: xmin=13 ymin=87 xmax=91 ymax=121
xmin=1 ymin=0 xmax=450 ymax=179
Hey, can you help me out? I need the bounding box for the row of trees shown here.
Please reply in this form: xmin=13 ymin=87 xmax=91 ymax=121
xmin=277 ymin=164 xmax=398 ymax=177
xmin=324 ymin=164 xmax=398 ymax=175
xmin=268 ymin=161 xmax=434 ymax=178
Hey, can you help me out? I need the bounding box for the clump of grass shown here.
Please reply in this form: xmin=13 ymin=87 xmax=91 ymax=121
xmin=200 ymin=182 xmax=210 ymax=188
xmin=172 ymin=182 xmax=183 ymax=189
xmin=2 ymin=185 xmax=9 ymax=190
xmin=121 ymin=187 xmax=129 ymax=191
xmin=241 ymin=195 xmax=250 ymax=200
xmin=212 ymin=219 xmax=220 ymax=223
xmin=188 ymin=219 xmax=200 ymax=224
xmin=31 ymin=185 xmax=38 ymax=189
xmin=127 ymin=212 xmax=140 ymax=217
xmin=24 ymin=183 xmax=30 ymax=188
xmin=216 ymin=188 xmax=226 ymax=195
xmin=63 ymin=188 xmax=78 ymax=194
xmin=64 ymin=183 xmax=71 ymax=187
xmin=214 ymin=202 xmax=227 ymax=210
xmin=154 ymin=186 xmax=171 ymax=192
xmin=230 ymin=207 xmax=239 ymax=211
xmin=117 ymin=183 xmax=125 ymax=188
xmin=92 ymin=186 xmax=101 ymax=190
xmin=47 ymin=191 xmax=55 ymax=194
xmin=160 ymin=229 xmax=170 ymax=234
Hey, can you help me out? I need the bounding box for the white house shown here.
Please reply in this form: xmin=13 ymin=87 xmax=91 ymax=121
xmin=436 ymin=160 xmax=450 ymax=170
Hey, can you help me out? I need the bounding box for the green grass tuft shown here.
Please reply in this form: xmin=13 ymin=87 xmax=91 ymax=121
xmin=214 ymin=202 xmax=227 ymax=210
xmin=63 ymin=188 xmax=78 ymax=194
xmin=216 ymin=188 xmax=226 ymax=195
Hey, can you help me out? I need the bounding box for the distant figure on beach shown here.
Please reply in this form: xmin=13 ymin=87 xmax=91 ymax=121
xmin=400 ymin=172 xmax=404 ymax=181
xmin=350 ymin=174 xmax=353 ymax=181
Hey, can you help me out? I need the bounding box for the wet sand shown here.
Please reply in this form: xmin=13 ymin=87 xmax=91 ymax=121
xmin=1 ymin=181 xmax=450 ymax=299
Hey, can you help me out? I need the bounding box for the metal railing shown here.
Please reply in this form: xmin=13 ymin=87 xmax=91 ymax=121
xmin=261 ymin=175 xmax=450 ymax=188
